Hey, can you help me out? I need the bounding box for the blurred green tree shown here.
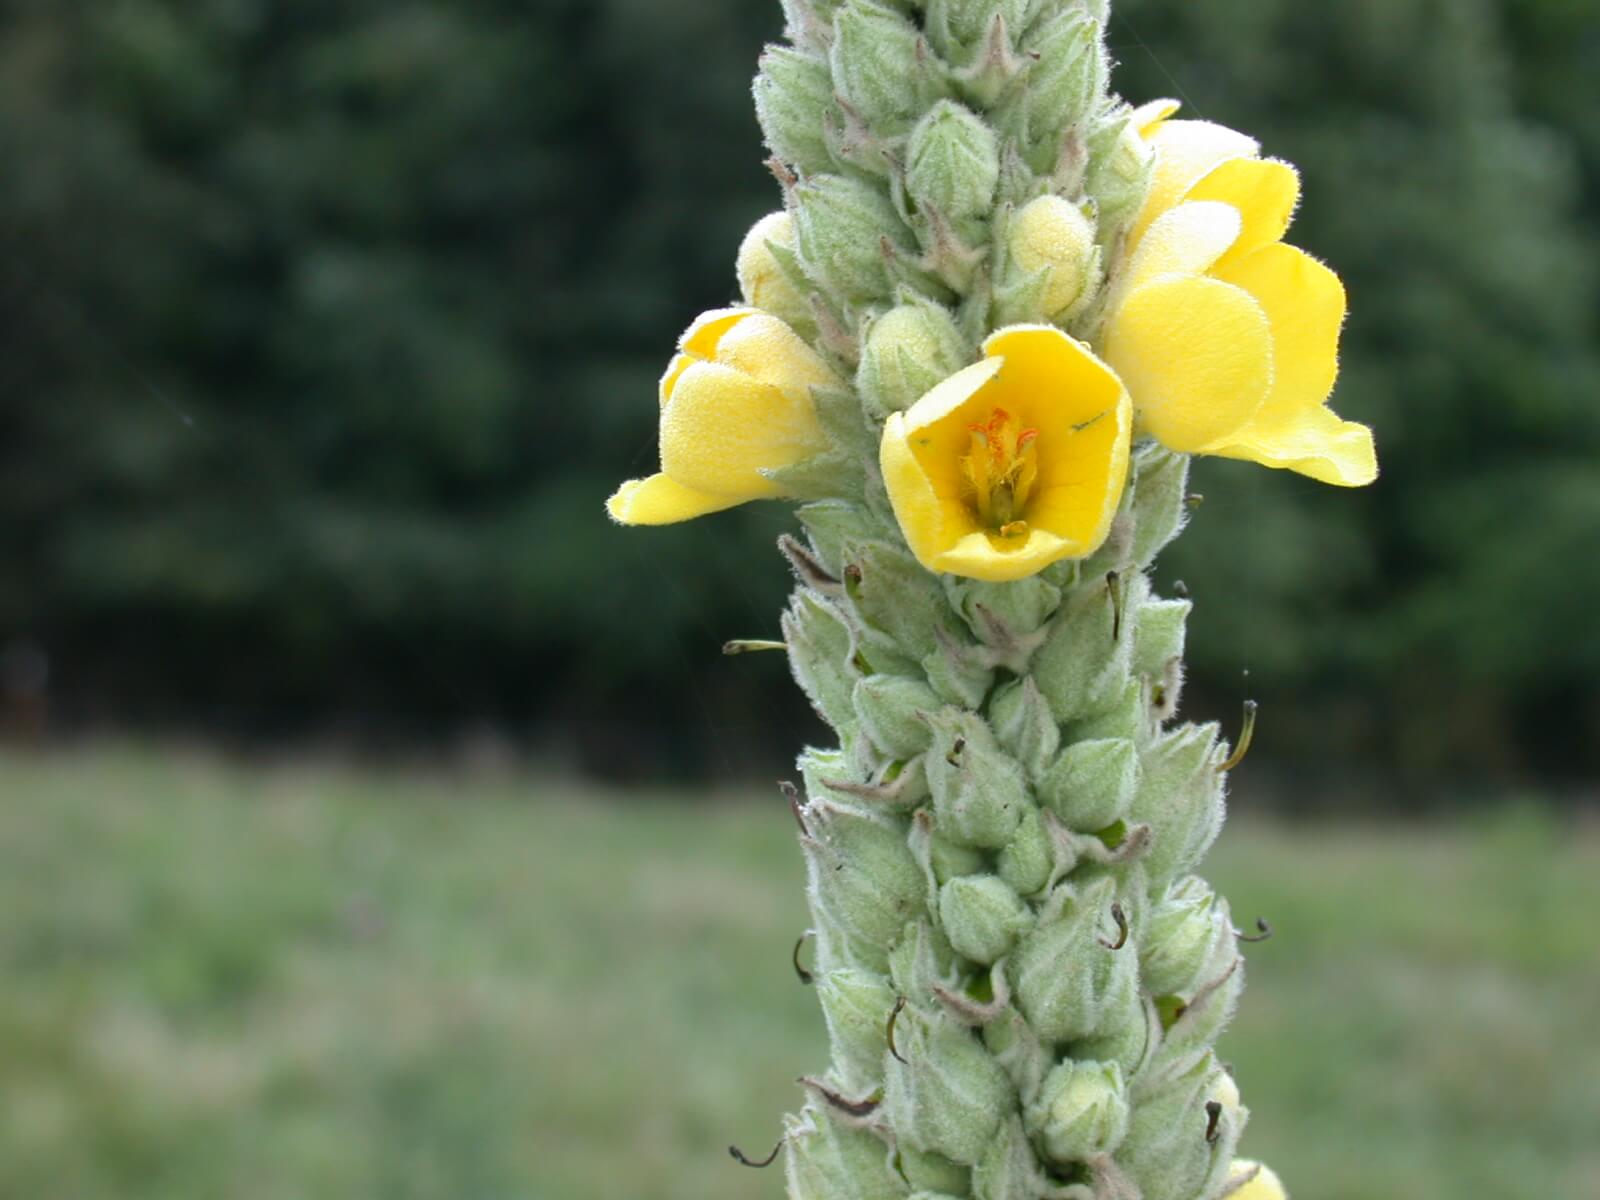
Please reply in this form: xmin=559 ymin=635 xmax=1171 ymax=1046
xmin=0 ymin=0 xmax=1594 ymax=787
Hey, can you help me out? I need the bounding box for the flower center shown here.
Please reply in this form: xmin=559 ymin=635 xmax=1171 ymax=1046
xmin=960 ymin=407 xmax=1039 ymax=537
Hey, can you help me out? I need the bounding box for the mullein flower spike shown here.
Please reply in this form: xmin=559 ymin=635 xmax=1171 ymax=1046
xmin=610 ymin=2 xmax=1365 ymax=1195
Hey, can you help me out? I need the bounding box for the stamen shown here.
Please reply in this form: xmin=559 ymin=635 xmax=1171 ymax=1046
xmin=958 ymin=407 xmax=1041 ymax=534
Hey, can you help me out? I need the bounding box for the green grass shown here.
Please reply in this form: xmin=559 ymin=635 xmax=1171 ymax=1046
xmin=0 ymin=747 xmax=1595 ymax=1199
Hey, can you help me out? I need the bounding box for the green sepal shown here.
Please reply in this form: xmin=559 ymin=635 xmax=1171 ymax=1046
xmin=898 ymin=1143 xmax=972 ymax=1195
xmin=794 ymin=173 xmax=916 ymax=305
xmin=883 ymin=1004 xmax=1015 ymax=1165
xmin=1140 ymin=874 xmax=1234 ymax=1000
xmin=1063 ymin=678 xmax=1146 ymax=744
xmin=906 ymin=99 xmax=1001 ymax=226
xmin=1031 ymin=570 xmax=1144 ymax=722
xmin=987 ymin=676 xmax=1061 ymax=781
xmin=1118 ymin=1052 xmax=1236 ymax=1200
xmin=946 ymin=575 xmax=1063 ymax=645
xmin=817 ymin=967 xmax=898 ymax=1093
xmin=830 ymin=0 xmax=950 ymax=134
xmin=1069 ymin=988 xmax=1159 ymax=1080
xmin=803 ymin=800 xmax=926 ymax=963
xmin=1037 ymin=736 xmax=1140 ymax=832
xmin=1008 ymin=875 xmax=1137 ymax=1043
xmin=1131 ymin=597 xmax=1190 ymax=681
xmin=799 ymin=500 xmax=888 ymax=578
xmin=784 ymin=1101 xmax=909 ymax=1200
xmin=854 ymin=675 xmax=944 ymax=759
xmin=784 ymin=590 xmax=863 ymax=734
xmin=1126 ymin=722 xmax=1224 ymax=885
xmin=857 ymin=296 xmax=972 ymax=421
xmin=889 ymin=917 xmax=963 ymax=1002
xmin=754 ymin=45 xmax=838 ymax=176
xmin=996 ymin=804 xmax=1054 ymax=897
xmin=844 ymin=537 xmax=956 ymax=661
xmin=1128 ymin=446 xmax=1191 ymax=568
xmin=924 ymin=711 xmax=1030 ymax=849
xmin=971 ymin=1113 xmax=1045 ymax=1200
xmin=763 ymin=382 xmax=873 ymax=501
xmin=1083 ymin=107 xmax=1153 ymax=243
xmin=921 ymin=629 xmax=996 ymax=709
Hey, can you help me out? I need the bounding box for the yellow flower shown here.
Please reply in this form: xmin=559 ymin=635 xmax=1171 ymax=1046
xmin=1099 ymin=101 xmax=1376 ymax=487
xmin=879 ymin=325 xmax=1132 ymax=582
xmin=607 ymin=308 xmax=835 ymax=524
xmin=1226 ymin=1160 xmax=1287 ymax=1200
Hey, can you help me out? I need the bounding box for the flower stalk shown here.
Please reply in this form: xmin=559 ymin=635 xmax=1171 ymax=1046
xmin=608 ymin=2 xmax=1373 ymax=1197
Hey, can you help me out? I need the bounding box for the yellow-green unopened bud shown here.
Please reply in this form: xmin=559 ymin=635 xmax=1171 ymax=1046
xmin=737 ymin=211 xmax=813 ymax=333
xmin=1229 ymin=1161 xmax=1288 ymax=1200
xmin=857 ymin=300 xmax=970 ymax=419
xmin=1009 ymin=195 xmax=1097 ymax=318
xmin=939 ymin=874 xmax=1032 ymax=964
xmin=1028 ymin=1059 xmax=1130 ymax=1164
xmin=906 ymin=101 xmax=1000 ymax=223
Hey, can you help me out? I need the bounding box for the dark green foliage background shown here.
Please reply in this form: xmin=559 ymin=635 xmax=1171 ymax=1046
xmin=2 ymin=0 xmax=1596 ymax=788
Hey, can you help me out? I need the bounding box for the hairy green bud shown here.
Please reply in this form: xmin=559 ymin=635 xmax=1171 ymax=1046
xmin=1020 ymin=9 xmax=1105 ymax=167
xmin=1141 ymin=875 xmax=1233 ymax=999
xmin=793 ymin=174 xmax=913 ymax=304
xmin=785 ymin=1102 xmax=908 ymax=1200
xmin=925 ymin=713 xmax=1030 ymax=848
xmin=1128 ymin=446 xmax=1191 ymax=566
xmin=1027 ymin=1058 xmax=1130 ymax=1164
xmin=755 ymin=45 xmax=838 ymax=176
xmin=884 ymin=1006 xmax=1015 ymax=1165
xmin=804 ymin=801 xmax=925 ymax=960
xmin=857 ymin=298 xmax=971 ymax=420
xmin=830 ymin=0 xmax=946 ymax=134
xmin=1085 ymin=109 xmax=1154 ymax=238
xmin=1128 ymin=722 xmax=1224 ymax=885
xmin=972 ymin=1114 xmax=1047 ymax=1200
xmin=854 ymin=674 xmax=942 ymax=758
xmin=784 ymin=591 xmax=862 ymax=735
xmin=1118 ymin=1053 xmax=1237 ymax=1200
xmin=996 ymin=804 xmax=1053 ymax=896
xmin=1009 ymin=876 xmax=1137 ymax=1043
xmin=1038 ymin=735 xmax=1139 ymax=832
xmin=817 ymin=967 xmax=897 ymax=1091
xmin=927 ymin=0 xmax=1032 ymax=62
xmin=906 ymin=100 xmax=1000 ymax=225
xmin=987 ymin=676 xmax=1061 ymax=781
xmin=797 ymin=501 xmax=884 ymax=578
xmin=1031 ymin=571 xmax=1145 ymax=721
xmin=939 ymin=873 xmax=1032 ymax=964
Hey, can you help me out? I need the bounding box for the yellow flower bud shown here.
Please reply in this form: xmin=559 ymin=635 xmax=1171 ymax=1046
xmin=1228 ymin=1160 xmax=1288 ymax=1200
xmin=1009 ymin=195 xmax=1098 ymax=318
xmin=606 ymin=308 xmax=834 ymax=525
xmin=735 ymin=212 xmax=813 ymax=333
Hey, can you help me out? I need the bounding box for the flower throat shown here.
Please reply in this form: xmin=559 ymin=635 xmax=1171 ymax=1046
xmin=962 ymin=407 xmax=1039 ymax=536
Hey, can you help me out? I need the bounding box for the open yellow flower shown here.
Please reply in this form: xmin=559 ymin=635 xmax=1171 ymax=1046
xmin=879 ymin=325 xmax=1132 ymax=582
xmin=1099 ymin=101 xmax=1376 ymax=487
xmin=607 ymin=308 xmax=835 ymax=524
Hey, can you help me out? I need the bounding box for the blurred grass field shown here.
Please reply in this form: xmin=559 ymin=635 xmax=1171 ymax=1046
xmin=1 ymin=747 xmax=1596 ymax=1200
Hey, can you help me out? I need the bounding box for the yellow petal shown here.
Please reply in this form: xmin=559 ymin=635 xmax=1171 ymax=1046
xmin=711 ymin=310 xmax=837 ymax=401
xmin=1212 ymin=242 xmax=1343 ymax=426
xmin=659 ymin=360 xmax=821 ymax=499
xmin=1130 ymin=97 xmax=1181 ymax=138
xmin=1122 ymin=200 xmax=1242 ymax=292
xmin=977 ymin=326 xmax=1132 ymax=551
xmin=1101 ymin=275 xmax=1272 ymax=453
xmin=1205 ymin=242 xmax=1372 ymax=484
xmin=1210 ymin=404 xmax=1376 ymax=486
xmin=1131 ymin=119 xmax=1260 ymax=247
xmin=930 ymin=527 xmax=1075 ymax=584
xmin=678 ymin=306 xmax=751 ymax=360
xmin=659 ymin=352 xmax=693 ymax=407
xmin=606 ymin=473 xmax=741 ymax=525
xmin=880 ymin=407 xmax=983 ymax=574
xmin=1186 ymin=156 xmax=1300 ymax=273
xmin=1227 ymin=1161 xmax=1287 ymax=1200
